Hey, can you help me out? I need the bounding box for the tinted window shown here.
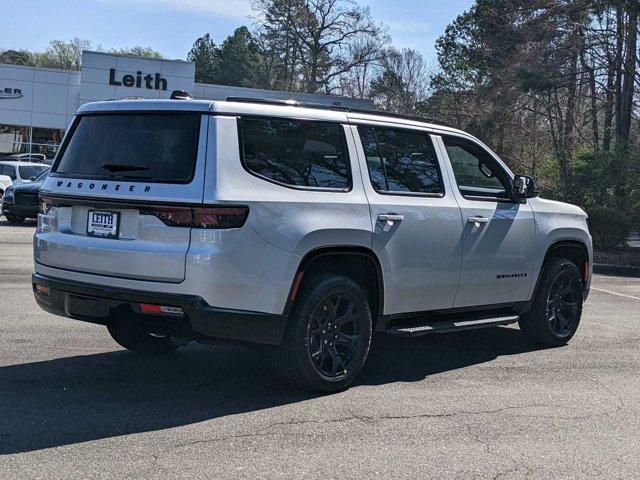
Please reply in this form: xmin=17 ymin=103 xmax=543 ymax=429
xmin=240 ymin=118 xmax=350 ymax=189
xmin=443 ymin=136 xmax=509 ymax=199
xmin=1 ymin=165 xmax=17 ymax=180
xmin=359 ymin=126 xmax=443 ymax=195
xmin=19 ymin=165 xmax=49 ymax=180
xmin=54 ymin=113 xmax=201 ymax=183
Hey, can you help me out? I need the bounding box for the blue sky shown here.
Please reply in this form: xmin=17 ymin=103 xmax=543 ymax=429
xmin=3 ymin=0 xmax=475 ymax=68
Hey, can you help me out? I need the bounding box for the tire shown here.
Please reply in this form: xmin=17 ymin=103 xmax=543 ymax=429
xmin=519 ymin=257 xmax=583 ymax=347
xmin=6 ymin=215 xmax=25 ymax=224
xmin=107 ymin=319 xmax=178 ymax=354
xmin=272 ymin=274 xmax=373 ymax=392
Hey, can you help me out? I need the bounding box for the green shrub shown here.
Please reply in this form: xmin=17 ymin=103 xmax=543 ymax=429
xmin=587 ymin=206 xmax=632 ymax=250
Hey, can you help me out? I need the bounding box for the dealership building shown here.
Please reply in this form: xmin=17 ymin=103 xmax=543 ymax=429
xmin=0 ymin=50 xmax=373 ymax=158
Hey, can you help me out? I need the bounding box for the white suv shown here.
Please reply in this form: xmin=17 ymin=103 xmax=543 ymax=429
xmin=33 ymin=97 xmax=592 ymax=391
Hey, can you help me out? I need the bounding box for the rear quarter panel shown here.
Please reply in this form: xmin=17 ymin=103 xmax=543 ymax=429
xmin=204 ymin=116 xmax=372 ymax=313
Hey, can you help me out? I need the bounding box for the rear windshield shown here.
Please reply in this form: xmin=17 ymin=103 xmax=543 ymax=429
xmin=54 ymin=113 xmax=201 ymax=183
xmin=19 ymin=165 xmax=49 ymax=180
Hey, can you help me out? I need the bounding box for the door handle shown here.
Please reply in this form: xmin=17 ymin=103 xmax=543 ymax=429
xmin=468 ymin=215 xmax=490 ymax=225
xmin=378 ymin=213 xmax=405 ymax=222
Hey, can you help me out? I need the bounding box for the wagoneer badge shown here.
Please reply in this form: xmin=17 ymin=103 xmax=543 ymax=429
xmin=56 ymin=180 xmax=151 ymax=193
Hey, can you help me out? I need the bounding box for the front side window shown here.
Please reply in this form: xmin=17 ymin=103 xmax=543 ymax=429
xmin=240 ymin=118 xmax=351 ymax=190
xmin=359 ymin=126 xmax=443 ymax=195
xmin=443 ymin=136 xmax=511 ymax=200
xmin=54 ymin=113 xmax=201 ymax=183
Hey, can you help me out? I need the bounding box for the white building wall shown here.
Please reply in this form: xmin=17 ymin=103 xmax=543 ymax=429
xmin=0 ymin=50 xmax=374 ymax=157
xmin=0 ymin=64 xmax=80 ymax=129
xmin=79 ymin=51 xmax=195 ymax=105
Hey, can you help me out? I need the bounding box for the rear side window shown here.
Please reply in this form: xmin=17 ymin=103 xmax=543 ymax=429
xmin=54 ymin=113 xmax=201 ymax=183
xmin=358 ymin=126 xmax=443 ymax=195
xmin=239 ymin=118 xmax=351 ymax=190
xmin=1 ymin=165 xmax=17 ymax=180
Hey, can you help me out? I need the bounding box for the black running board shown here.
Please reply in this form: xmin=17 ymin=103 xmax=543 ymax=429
xmin=386 ymin=315 xmax=520 ymax=337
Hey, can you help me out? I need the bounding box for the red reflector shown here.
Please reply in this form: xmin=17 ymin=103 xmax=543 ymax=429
xmin=584 ymin=261 xmax=590 ymax=282
xmin=139 ymin=303 xmax=163 ymax=313
xmin=139 ymin=303 xmax=185 ymax=316
xmin=193 ymin=206 xmax=249 ymax=229
xmin=35 ymin=284 xmax=50 ymax=296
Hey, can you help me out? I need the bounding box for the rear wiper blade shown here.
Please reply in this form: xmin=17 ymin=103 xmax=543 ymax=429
xmin=109 ymin=174 xmax=153 ymax=180
xmin=101 ymin=163 xmax=150 ymax=173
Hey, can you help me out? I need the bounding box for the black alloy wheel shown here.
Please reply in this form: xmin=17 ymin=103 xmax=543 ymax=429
xmin=272 ymin=274 xmax=372 ymax=392
xmin=307 ymin=293 xmax=366 ymax=378
xmin=546 ymin=271 xmax=581 ymax=337
xmin=519 ymin=257 xmax=583 ymax=347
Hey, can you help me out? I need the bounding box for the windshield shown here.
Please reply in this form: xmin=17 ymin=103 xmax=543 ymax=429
xmin=19 ymin=165 xmax=49 ymax=180
xmin=54 ymin=113 xmax=201 ymax=183
xmin=33 ymin=168 xmax=50 ymax=182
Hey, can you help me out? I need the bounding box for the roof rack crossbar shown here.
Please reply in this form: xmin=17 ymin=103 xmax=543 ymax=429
xmin=224 ymin=96 xmax=452 ymax=128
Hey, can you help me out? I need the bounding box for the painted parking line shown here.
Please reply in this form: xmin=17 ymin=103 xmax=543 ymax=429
xmin=592 ymin=287 xmax=640 ymax=301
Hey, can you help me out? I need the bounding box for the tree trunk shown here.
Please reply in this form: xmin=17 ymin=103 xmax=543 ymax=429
xmin=619 ymin=1 xmax=638 ymax=144
xmin=614 ymin=5 xmax=625 ymax=141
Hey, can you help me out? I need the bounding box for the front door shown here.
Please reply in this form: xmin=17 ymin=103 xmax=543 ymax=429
xmin=436 ymin=135 xmax=535 ymax=308
xmin=350 ymin=124 xmax=463 ymax=315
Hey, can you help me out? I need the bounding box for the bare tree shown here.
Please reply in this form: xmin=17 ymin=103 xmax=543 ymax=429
xmin=253 ymin=0 xmax=389 ymax=93
xmin=370 ymin=48 xmax=429 ymax=114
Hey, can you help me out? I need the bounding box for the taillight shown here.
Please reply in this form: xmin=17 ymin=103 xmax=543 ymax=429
xmin=140 ymin=206 xmax=192 ymax=227
xmin=142 ymin=205 xmax=249 ymax=229
xmin=193 ymin=206 xmax=249 ymax=229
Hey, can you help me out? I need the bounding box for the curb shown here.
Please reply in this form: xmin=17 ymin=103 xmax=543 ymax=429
xmin=594 ymin=263 xmax=640 ymax=278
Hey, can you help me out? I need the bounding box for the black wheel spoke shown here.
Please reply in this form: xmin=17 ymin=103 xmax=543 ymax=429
xmin=335 ymin=332 xmax=360 ymax=354
xmin=328 ymin=346 xmax=344 ymax=376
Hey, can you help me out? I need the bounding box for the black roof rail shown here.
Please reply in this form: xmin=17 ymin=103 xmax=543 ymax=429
xmin=224 ymin=96 xmax=452 ymax=128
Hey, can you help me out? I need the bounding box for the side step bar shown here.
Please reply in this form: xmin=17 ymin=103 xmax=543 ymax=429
xmin=387 ymin=315 xmax=520 ymax=338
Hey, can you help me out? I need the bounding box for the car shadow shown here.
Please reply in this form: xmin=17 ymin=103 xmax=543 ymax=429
xmin=0 ymin=327 xmax=536 ymax=454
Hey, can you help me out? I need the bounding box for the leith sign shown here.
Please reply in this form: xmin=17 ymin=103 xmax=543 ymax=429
xmin=108 ymin=68 xmax=167 ymax=91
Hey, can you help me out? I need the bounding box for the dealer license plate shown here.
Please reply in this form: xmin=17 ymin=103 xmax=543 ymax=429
xmin=87 ymin=210 xmax=119 ymax=239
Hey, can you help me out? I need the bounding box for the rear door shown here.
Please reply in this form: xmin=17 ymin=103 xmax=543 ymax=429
xmin=351 ymin=123 xmax=463 ymax=315
xmin=36 ymin=112 xmax=208 ymax=283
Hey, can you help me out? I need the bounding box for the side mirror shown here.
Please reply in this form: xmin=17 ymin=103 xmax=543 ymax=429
xmin=513 ymin=174 xmax=540 ymax=200
xmin=29 ymin=176 xmax=37 ymax=181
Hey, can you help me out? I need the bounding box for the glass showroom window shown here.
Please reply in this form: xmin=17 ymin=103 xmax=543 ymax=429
xmin=32 ymin=127 xmax=65 ymax=158
xmin=0 ymin=124 xmax=30 ymax=156
xmin=0 ymin=125 xmax=65 ymax=160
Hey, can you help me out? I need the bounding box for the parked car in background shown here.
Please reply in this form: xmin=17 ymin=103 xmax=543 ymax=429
xmin=6 ymin=153 xmax=48 ymax=163
xmin=1 ymin=168 xmax=49 ymax=223
xmin=0 ymin=161 xmax=50 ymax=189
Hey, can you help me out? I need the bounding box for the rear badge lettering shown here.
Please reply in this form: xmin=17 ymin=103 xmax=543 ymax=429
xmin=52 ymin=180 xmax=151 ymax=194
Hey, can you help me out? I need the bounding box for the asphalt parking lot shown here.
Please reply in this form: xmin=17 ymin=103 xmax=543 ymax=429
xmin=1 ymin=220 xmax=639 ymax=479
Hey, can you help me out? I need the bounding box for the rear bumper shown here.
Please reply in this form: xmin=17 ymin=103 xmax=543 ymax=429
xmin=32 ymin=273 xmax=288 ymax=345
